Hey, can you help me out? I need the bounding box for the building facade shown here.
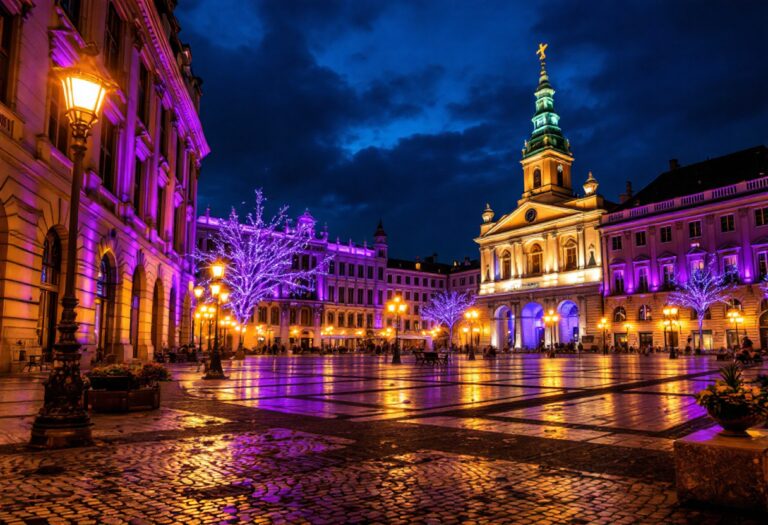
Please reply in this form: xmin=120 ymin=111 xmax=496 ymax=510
xmin=600 ymin=146 xmax=768 ymax=351
xmin=196 ymin=214 xmax=481 ymax=350
xmin=475 ymin=48 xmax=608 ymax=350
xmin=0 ymin=0 xmax=208 ymax=371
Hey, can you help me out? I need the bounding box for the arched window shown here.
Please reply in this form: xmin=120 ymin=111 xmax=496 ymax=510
xmin=300 ymin=307 xmax=311 ymax=326
xmin=613 ymin=306 xmax=627 ymax=322
xmin=639 ymin=304 xmax=652 ymax=321
xmin=500 ymin=250 xmax=512 ymax=280
xmin=129 ymin=267 xmax=143 ymax=357
xmin=347 ymin=313 xmax=355 ymax=327
xmin=338 ymin=312 xmax=345 ymax=327
xmin=533 ymin=168 xmax=542 ymax=189
xmin=327 ymin=312 xmax=335 ymax=325
xmin=527 ymin=243 xmax=543 ymax=275
xmin=257 ymin=307 xmax=267 ymax=323
xmin=95 ymin=255 xmax=115 ymax=356
xmin=689 ymin=307 xmax=712 ymax=320
xmin=38 ymin=230 xmax=62 ymax=361
xmin=563 ymin=239 xmax=577 ymax=271
xmin=556 ymin=164 xmax=564 ymax=187
xmin=726 ymin=298 xmax=742 ymax=310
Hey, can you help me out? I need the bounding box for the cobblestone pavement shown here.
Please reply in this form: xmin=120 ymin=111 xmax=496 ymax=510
xmin=0 ymin=354 xmax=766 ymax=524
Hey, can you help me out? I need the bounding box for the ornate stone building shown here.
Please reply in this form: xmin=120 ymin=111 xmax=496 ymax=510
xmin=600 ymin=146 xmax=768 ymax=351
xmin=475 ymin=46 xmax=609 ymax=350
xmin=0 ymin=1 xmax=208 ymax=371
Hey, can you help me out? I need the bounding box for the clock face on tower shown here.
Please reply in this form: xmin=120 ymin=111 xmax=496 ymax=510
xmin=525 ymin=208 xmax=537 ymax=223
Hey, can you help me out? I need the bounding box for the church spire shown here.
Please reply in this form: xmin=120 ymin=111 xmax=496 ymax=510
xmin=522 ymin=43 xmax=571 ymax=159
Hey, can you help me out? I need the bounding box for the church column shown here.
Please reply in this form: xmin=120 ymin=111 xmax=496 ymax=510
xmin=577 ymin=226 xmax=586 ymax=269
xmin=513 ymin=302 xmax=522 ymax=349
xmin=578 ymin=295 xmax=586 ymax=341
xmin=551 ymin=232 xmax=559 ymax=272
xmin=542 ymin=233 xmax=551 ymax=273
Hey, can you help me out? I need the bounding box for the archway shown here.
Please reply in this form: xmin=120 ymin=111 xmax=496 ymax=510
xmin=493 ymin=306 xmax=514 ymax=349
xmin=168 ymin=286 xmax=177 ymax=348
xmin=129 ymin=266 xmax=145 ymax=358
xmin=521 ymin=302 xmax=544 ymax=349
xmin=558 ymin=300 xmax=579 ymax=344
xmin=151 ymin=279 xmax=164 ymax=353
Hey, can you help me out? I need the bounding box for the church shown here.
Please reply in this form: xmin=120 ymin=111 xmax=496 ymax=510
xmin=475 ymin=44 xmax=610 ymax=350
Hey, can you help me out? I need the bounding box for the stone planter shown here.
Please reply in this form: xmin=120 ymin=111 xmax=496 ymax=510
xmin=87 ymin=375 xmax=136 ymax=391
xmin=86 ymin=384 xmax=160 ymax=413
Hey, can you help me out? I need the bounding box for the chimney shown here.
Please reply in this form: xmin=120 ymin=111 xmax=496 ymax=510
xmin=669 ymin=158 xmax=680 ymax=170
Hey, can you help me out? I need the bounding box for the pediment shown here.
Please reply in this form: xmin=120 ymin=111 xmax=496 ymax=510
xmin=483 ymin=201 xmax=585 ymax=237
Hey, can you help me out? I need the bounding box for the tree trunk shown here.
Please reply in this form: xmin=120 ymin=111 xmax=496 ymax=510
xmin=698 ymin=315 xmax=704 ymax=351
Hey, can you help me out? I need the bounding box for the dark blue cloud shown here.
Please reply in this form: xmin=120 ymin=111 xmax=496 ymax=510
xmin=177 ymin=0 xmax=768 ymax=261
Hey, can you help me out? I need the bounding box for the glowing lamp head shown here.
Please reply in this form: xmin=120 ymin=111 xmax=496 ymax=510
xmin=193 ymin=285 xmax=204 ymax=299
xmin=194 ymin=312 xmax=201 ymax=319
xmin=209 ymin=282 xmax=221 ymax=297
xmin=387 ymin=304 xmax=395 ymax=313
xmin=219 ymin=291 xmax=230 ymax=303
xmin=211 ymin=262 xmax=225 ymax=279
xmin=56 ymin=66 xmax=114 ymax=135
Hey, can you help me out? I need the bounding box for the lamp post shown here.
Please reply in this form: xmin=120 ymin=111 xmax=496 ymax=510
xmin=597 ymin=318 xmax=608 ymax=354
xmin=543 ymin=309 xmax=559 ymax=354
xmin=386 ymin=295 xmax=407 ymax=364
xmin=194 ymin=308 xmax=204 ymax=352
xmin=193 ymin=285 xmax=204 ymax=346
xmin=31 ymin=62 xmax=113 ymax=448
xmin=464 ymin=308 xmax=480 ymax=360
xmin=663 ymin=305 xmax=679 ymax=359
xmin=205 ymin=308 xmax=214 ymax=351
xmin=204 ymin=262 xmax=229 ymax=379
xmin=726 ymin=308 xmax=744 ymax=350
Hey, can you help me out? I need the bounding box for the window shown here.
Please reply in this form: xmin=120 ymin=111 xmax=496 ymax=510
xmin=612 ymin=269 xmax=625 ymax=294
xmin=338 ymin=313 xmax=345 ymax=327
xmin=366 ymin=314 xmax=373 ymax=328
xmin=348 ymin=264 xmax=354 ymax=277
xmin=556 ymin=164 xmax=564 ymax=186
xmin=104 ymin=2 xmax=122 ymax=74
xmin=159 ymin=107 xmax=168 ymax=158
xmin=60 ymin=0 xmax=82 ymax=32
xmin=367 ymin=266 xmax=373 ymax=279
xmin=422 ymin=293 xmax=427 ymax=302
xmin=347 ymin=288 xmax=353 ymax=304
xmin=339 ymin=262 xmax=345 ymax=275
xmin=47 ymin=82 xmax=69 ymax=154
xmin=404 ymin=320 xmax=411 ymax=331
xmin=723 ymin=254 xmax=738 ymax=275
xmin=387 ymin=274 xmax=392 ymax=283
xmin=99 ymin=119 xmax=118 ymax=194
xmin=357 ymin=314 xmax=363 ymax=328
xmin=639 ymin=305 xmax=652 ymax=321
xmin=414 ymin=305 xmax=420 ymax=315
xmin=636 ymin=267 xmax=649 ymax=293
xmin=460 ymin=277 xmax=466 ymax=285
xmin=358 ymin=265 xmax=364 ymax=278
xmin=270 ymin=307 xmax=279 ymax=325
xmin=367 ymin=289 xmax=373 ymax=305
xmin=155 ymin=185 xmax=165 ymax=238
xmin=133 ymin=157 xmax=143 ymax=215
xmin=689 ymin=221 xmax=702 ymax=238
xmin=347 ymin=313 xmax=354 ymax=327
xmin=137 ymin=62 xmax=149 ymax=124
xmin=378 ymin=267 xmax=383 ymax=280
xmin=431 ymin=279 xmax=436 ymax=287
xmin=758 ymin=252 xmax=768 ymax=279
xmin=720 ymin=215 xmax=735 ymax=232
xmin=660 ymin=226 xmax=672 ymax=243
xmin=338 ymin=287 xmax=345 ymax=303
xmin=611 ymin=236 xmax=622 ymax=251
xmin=289 ymin=309 xmax=297 ymax=325
xmin=0 ymin=5 xmax=16 ymax=104
xmin=564 ymin=241 xmax=577 ymax=271
xmin=39 ymin=231 xmax=62 ymax=360
xmin=690 ymin=258 xmax=704 ymax=274
xmin=396 ymin=275 xmax=401 ymax=284
xmin=635 ymin=231 xmax=646 ymax=247
xmin=500 ymin=250 xmax=512 ymax=279
xmin=327 ymin=312 xmax=334 ymax=325
xmin=661 ymin=263 xmax=675 ymax=289
xmin=527 ymin=244 xmax=543 ymax=275
xmin=533 ymin=168 xmax=541 ymax=189
xmin=357 ymin=288 xmax=363 ymax=304
xmin=175 ymin=138 xmax=185 ymax=182
xmin=405 ymin=291 xmax=411 ymax=300
xmin=755 ymin=207 xmax=768 ymax=227
xmin=328 ymin=261 xmax=335 ymax=275
xmin=613 ymin=306 xmax=626 ymax=323
xmin=414 ymin=277 xmax=419 ymax=286
xmin=327 ymin=286 xmax=334 ymax=302
xmin=387 ymin=290 xmax=392 ymax=300
xmin=405 ymin=276 xmax=411 ymax=285
xmin=258 ymin=307 xmax=267 ymax=323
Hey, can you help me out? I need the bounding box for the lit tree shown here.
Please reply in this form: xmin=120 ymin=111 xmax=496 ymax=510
xmin=421 ymin=291 xmax=475 ymax=349
xmin=668 ymin=257 xmax=734 ymax=352
xmin=197 ymin=190 xmax=331 ymax=349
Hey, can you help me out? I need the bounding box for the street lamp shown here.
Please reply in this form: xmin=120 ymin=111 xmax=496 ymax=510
xmin=192 ymin=286 xmax=204 ymax=346
xmin=597 ymin=317 xmax=609 ymax=354
xmin=663 ymin=305 xmax=679 ymax=359
xmin=386 ymin=295 xmax=407 ymax=364
xmin=543 ymin=309 xmax=559 ymax=354
xmin=31 ymin=62 xmax=114 ymax=448
xmin=194 ymin=307 xmax=204 ymax=353
xmin=726 ymin=308 xmax=744 ymax=350
xmin=205 ymin=263 xmax=229 ymax=379
xmin=464 ymin=308 xmax=480 ymax=360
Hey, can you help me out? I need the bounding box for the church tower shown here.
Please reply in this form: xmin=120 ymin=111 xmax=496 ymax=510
xmin=519 ymin=43 xmax=574 ymax=204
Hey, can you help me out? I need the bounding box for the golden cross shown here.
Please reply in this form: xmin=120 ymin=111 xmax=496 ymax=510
xmin=536 ymin=42 xmax=548 ymax=61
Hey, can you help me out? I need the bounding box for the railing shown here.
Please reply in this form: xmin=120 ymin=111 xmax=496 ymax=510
xmin=604 ymin=175 xmax=768 ymax=224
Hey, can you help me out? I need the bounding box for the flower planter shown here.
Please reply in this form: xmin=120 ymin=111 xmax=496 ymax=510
xmin=88 ymin=375 xmax=136 ymax=391
xmin=86 ymin=384 xmax=160 ymax=413
xmin=709 ymin=408 xmax=766 ymax=437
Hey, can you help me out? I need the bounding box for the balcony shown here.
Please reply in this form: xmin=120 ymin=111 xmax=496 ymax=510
xmin=604 ymin=175 xmax=768 ymax=224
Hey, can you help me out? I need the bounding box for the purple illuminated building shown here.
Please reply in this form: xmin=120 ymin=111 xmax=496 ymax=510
xmin=0 ymin=1 xmax=208 ymax=371
xmin=600 ymin=146 xmax=768 ymax=350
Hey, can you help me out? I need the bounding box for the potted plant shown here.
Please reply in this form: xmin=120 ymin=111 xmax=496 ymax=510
xmin=85 ymin=363 xmax=170 ymax=412
xmin=696 ymin=364 xmax=768 ymax=437
xmin=138 ymin=362 xmax=171 ymax=386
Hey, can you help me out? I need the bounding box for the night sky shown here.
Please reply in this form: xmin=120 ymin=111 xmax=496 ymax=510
xmin=176 ymin=0 xmax=768 ymax=261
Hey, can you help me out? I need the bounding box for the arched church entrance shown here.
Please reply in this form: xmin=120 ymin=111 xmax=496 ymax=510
xmin=558 ymin=300 xmax=579 ymax=344
xmin=493 ymin=306 xmax=514 ymax=350
xmin=521 ymin=302 xmax=544 ymax=349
